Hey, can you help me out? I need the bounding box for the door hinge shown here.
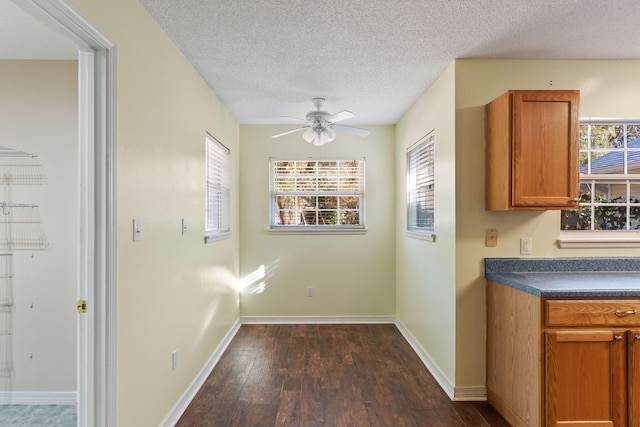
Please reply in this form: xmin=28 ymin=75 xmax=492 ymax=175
xmin=77 ymin=299 xmax=88 ymax=314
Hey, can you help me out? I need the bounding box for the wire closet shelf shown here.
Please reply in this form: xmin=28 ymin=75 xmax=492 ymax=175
xmin=0 ymin=146 xmax=47 ymax=185
xmin=0 ymin=203 xmax=48 ymax=251
xmin=0 ymin=147 xmax=47 ymax=378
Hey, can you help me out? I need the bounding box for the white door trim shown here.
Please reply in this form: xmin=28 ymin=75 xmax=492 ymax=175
xmin=12 ymin=1 xmax=117 ymax=426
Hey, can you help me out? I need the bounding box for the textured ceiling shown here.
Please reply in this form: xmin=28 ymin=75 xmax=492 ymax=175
xmin=139 ymin=0 xmax=640 ymax=125
xmin=4 ymin=1 xmax=640 ymax=125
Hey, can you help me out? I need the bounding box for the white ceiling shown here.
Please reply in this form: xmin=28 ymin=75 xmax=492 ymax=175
xmin=4 ymin=1 xmax=640 ymax=125
xmin=138 ymin=0 xmax=640 ymax=125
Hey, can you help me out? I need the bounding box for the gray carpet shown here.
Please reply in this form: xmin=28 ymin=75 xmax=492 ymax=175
xmin=0 ymin=405 xmax=76 ymax=427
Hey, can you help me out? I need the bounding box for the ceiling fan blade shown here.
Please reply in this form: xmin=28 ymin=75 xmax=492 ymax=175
xmin=279 ymin=116 xmax=307 ymax=122
xmin=327 ymin=110 xmax=355 ymax=123
xmin=271 ymin=127 xmax=309 ymax=138
xmin=332 ymin=124 xmax=370 ymax=137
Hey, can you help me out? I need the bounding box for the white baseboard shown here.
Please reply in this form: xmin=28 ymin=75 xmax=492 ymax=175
xmin=240 ymin=315 xmax=396 ymax=324
xmin=394 ymin=319 xmax=456 ymax=400
xmin=394 ymin=319 xmax=487 ymax=402
xmin=162 ymin=319 xmax=242 ymax=427
xmin=0 ymin=391 xmax=77 ymax=405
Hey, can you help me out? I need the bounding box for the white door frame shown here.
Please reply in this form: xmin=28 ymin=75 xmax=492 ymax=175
xmin=13 ymin=1 xmax=117 ymax=425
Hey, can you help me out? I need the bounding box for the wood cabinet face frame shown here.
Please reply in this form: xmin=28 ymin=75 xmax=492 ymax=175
xmin=628 ymin=329 xmax=640 ymax=427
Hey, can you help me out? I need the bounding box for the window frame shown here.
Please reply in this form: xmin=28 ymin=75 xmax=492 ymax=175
xmin=406 ymin=131 xmax=435 ymax=241
xmin=204 ymin=132 xmax=231 ymax=243
xmin=559 ymin=118 xmax=640 ymax=248
xmin=268 ymin=158 xmax=366 ymax=234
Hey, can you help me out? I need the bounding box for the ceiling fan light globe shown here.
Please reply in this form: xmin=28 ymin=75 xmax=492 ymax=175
xmin=325 ymin=127 xmax=336 ymax=142
xmin=319 ymin=131 xmax=332 ymax=146
xmin=302 ymin=128 xmax=315 ymax=143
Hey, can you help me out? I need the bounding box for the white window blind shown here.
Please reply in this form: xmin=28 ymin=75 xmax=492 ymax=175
xmin=205 ymin=133 xmax=230 ymax=242
xmin=270 ymin=159 xmax=365 ymax=230
xmin=407 ymin=132 xmax=435 ymax=236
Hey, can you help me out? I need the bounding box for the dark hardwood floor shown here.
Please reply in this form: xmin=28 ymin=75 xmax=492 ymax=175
xmin=177 ymin=324 xmax=511 ymax=427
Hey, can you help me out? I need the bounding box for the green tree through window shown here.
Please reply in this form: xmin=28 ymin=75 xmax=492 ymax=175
xmin=561 ymin=121 xmax=640 ymax=231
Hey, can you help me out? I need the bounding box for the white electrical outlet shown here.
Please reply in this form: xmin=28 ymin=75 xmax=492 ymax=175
xmin=306 ymin=286 xmax=314 ymax=297
xmin=172 ymin=350 xmax=178 ymax=371
xmin=520 ymin=237 xmax=532 ymax=255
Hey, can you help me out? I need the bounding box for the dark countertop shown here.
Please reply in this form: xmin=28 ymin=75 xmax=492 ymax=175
xmin=484 ymin=257 xmax=640 ymax=298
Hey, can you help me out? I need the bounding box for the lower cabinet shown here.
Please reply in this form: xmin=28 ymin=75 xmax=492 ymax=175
xmin=545 ymin=330 xmax=627 ymax=426
xmin=487 ymin=280 xmax=640 ymax=427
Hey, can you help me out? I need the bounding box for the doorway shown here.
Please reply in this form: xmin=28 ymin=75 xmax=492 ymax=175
xmin=0 ymin=59 xmax=79 ymax=426
xmin=0 ymin=1 xmax=116 ymax=425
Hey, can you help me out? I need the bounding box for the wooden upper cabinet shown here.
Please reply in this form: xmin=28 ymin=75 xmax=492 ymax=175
xmin=485 ymin=90 xmax=580 ymax=210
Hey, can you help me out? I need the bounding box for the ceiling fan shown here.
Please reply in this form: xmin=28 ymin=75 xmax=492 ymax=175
xmin=271 ymin=98 xmax=370 ymax=146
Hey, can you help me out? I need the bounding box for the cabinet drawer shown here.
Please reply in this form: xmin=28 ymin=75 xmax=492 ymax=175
xmin=546 ymin=299 xmax=640 ymax=327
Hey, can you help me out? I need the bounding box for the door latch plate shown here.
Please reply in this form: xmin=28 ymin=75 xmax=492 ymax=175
xmin=77 ymin=299 xmax=88 ymax=314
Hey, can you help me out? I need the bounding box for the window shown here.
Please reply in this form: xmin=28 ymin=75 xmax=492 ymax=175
xmin=205 ymin=133 xmax=230 ymax=243
xmin=406 ymin=131 xmax=435 ymax=240
xmin=269 ymin=159 xmax=365 ymax=232
xmin=561 ymin=120 xmax=640 ymax=232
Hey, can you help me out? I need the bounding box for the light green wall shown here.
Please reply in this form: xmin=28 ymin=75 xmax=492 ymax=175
xmin=0 ymin=60 xmax=78 ymax=392
xmin=44 ymin=1 xmax=640 ymax=421
xmin=69 ymin=1 xmax=240 ymax=425
xmin=395 ymin=62 xmax=457 ymax=385
xmin=454 ymin=59 xmax=640 ymax=388
xmin=239 ymin=125 xmax=396 ymax=317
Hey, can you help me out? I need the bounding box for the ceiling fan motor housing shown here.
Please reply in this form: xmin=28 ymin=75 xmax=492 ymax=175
xmin=306 ymin=110 xmax=329 ymax=123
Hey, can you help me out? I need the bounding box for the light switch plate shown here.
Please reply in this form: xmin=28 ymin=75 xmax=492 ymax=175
xmin=485 ymin=228 xmax=498 ymax=247
xmin=133 ymin=218 xmax=141 ymax=242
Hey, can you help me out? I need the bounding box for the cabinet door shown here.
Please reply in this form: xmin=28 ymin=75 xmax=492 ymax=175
xmin=546 ymin=330 xmax=626 ymax=427
xmin=512 ymin=90 xmax=579 ymax=208
xmin=630 ymin=330 xmax=640 ymax=427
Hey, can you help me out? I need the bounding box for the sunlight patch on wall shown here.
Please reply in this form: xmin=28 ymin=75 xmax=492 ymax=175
xmin=238 ymin=259 xmax=280 ymax=294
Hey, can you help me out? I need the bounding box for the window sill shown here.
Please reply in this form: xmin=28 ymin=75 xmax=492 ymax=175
xmin=268 ymin=227 xmax=366 ymax=235
xmin=204 ymin=231 xmax=231 ymax=244
xmin=557 ymin=231 xmax=640 ymax=248
xmin=406 ymin=231 xmax=436 ymax=242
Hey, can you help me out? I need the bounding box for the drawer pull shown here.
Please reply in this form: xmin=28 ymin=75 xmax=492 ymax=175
xmin=614 ymin=335 xmax=623 ymax=341
xmin=614 ymin=309 xmax=638 ymax=316
xmin=636 ymin=335 xmax=640 ymax=341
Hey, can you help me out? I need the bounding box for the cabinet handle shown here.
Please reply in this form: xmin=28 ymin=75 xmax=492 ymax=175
xmin=614 ymin=309 xmax=638 ymax=316
xmin=571 ymin=197 xmax=580 ymax=202
xmin=635 ymin=335 xmax=640 ymax=341
xmin=614 ymin=335 xmax=623 ymax=341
